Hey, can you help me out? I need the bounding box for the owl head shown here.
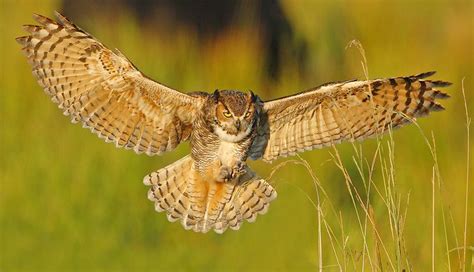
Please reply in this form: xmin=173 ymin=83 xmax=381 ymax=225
xmin=210 ymin=90 xmax=260 ymax=142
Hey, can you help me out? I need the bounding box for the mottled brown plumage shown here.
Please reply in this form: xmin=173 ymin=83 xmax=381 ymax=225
xmin=17 ymin=12 xmax=450 ymax=233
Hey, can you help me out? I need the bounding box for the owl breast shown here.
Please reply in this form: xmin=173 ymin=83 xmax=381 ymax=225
xmin=217 ymin=141 xmax=240 ymax=168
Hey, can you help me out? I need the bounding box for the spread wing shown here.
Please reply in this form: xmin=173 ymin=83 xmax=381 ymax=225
xmin=16 ymin=12 xmax=205 ymax=156
xmin=249 ymin=72 xmax=450 ymax=162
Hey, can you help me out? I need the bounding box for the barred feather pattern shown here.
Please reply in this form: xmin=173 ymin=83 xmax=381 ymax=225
xmin=144 ymin=156 xmax=277 ymax=233
xmin=16 ymin=12 xmax=203 ymax=156
xmin=250 ymin=72 xmax=451 ymax=161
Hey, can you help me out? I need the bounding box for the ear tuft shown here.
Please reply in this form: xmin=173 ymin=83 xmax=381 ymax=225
xmin=248 ymin=90 xmax=256 ymax=102
xmin=213 ymin=89 xmax=220 ymax=103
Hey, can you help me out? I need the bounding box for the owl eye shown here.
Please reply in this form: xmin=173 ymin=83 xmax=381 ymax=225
xmin=244 ymin=111 xmax=252 ymax=118
xmin=223 ymin=110 xmax=232 ymax=118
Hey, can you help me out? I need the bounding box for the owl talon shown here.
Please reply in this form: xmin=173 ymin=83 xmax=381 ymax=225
xmin=217 ymin=162 xmax=247 ymax=182
xmin=217 ymin=166 xmax=233 ymax=182
xmin=232 ymin=161 xmax=247 ymax=178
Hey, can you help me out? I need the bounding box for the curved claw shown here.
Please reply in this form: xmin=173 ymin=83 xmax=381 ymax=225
xmin=232 ymin=161 xmax=247 ymax=178
xmin=217 ymin=161 xmax=247 ymax=183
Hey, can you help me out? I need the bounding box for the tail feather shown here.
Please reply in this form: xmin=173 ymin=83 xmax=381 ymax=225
xmin=144 ymin=157 xmax=277 ymax=233
xmin=144 ymin=156 xmax=193 ymax=222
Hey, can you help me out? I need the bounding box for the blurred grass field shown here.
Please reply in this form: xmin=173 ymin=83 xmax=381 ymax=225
xmin=1 ymin=0 xmax=473 ymax=271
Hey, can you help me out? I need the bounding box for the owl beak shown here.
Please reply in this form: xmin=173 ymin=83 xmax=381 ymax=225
xmin=234 ymin=120 xmax=241 ymax=130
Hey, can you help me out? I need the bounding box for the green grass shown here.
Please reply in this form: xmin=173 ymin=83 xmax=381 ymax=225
xmin=1 ymin=0 xmax=473 ymax=270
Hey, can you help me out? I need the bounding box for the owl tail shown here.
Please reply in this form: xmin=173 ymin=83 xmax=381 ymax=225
xmin=143 ymin=155 xmax=277 ymax=233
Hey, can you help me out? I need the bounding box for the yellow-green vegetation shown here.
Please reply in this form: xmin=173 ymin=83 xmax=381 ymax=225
xmin=1 ymin=0 xmax=472 ymax=270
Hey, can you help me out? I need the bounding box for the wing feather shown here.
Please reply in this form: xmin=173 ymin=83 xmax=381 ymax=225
xmin=250 ymin=72 xmax=450 ymax=161
xmin=17 ymin=12 xmax=205 ymax=156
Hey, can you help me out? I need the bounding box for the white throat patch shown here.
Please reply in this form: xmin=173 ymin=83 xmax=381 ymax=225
xmin=214 ymin=125 xmax=252 ymax=143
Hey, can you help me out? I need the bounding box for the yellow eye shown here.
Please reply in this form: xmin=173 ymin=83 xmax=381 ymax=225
xmin=223 ymin=111 xmax=232 ymax=118
xmin=244 ymin=111 xmax=252 ymax=118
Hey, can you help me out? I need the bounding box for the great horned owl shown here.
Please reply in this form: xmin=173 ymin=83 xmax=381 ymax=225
xmin=17 ymin=12 xmax=451 ymax=233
